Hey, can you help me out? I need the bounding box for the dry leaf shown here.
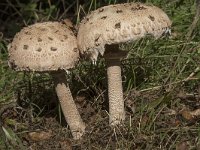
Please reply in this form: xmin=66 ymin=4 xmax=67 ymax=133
xmin=59 ymin=139 xmax=72 ymax=150
xmin=181 ymin=108 xmax=200 ymax=120
xmin=181 ymin=110 xmax=193 ymax=120
xmin=28 ymin=130 xmax=53 ymax=141
xmin=176 ymin=141 xmax=189 ymax=150
xmin=165 ymin=109 xmax=177 ymax=116
xmin=190 ymin=109 xmax=200 ymax=117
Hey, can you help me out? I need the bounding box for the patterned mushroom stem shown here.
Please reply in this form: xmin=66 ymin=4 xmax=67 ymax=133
xmin=105 ymin=44 xmax=127 ymax=125
xmin=51 ymin=71 xmax=85 ymax=139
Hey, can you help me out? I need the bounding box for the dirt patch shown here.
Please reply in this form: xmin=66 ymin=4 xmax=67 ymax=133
xmin=1 ymin=88 xmax=200 ymax=149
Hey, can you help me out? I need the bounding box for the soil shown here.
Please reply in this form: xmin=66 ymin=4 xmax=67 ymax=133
xmin=0 ymin=88 xmax=200 ymax=150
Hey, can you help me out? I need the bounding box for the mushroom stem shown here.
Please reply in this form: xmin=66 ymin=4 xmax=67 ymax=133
xmin=51 ymin=71 xmax=85 ymax=139
xmin=105 ymin=45 xmax=126 ymax=125
xmin=106 ymin=58 xmax=125 ymax=125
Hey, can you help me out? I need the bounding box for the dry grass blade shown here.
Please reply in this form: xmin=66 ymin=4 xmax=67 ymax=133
xmin=186 ymin=0 xmax=200 ymax=40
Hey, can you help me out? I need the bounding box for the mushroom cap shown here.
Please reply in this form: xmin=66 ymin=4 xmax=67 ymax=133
xmin=77 ymin=2 xmax=172 ymax=61
xmin=8 ymin=21 xmax=79 ymax=72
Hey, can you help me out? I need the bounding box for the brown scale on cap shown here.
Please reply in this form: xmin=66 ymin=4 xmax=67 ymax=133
xmin=115 ymin=22 xmax=121 ymax=29
xmin=36 ymin=47 xmax=42 ymax=52
xmin=116 ymin=9 xmax=123 ymax=13
xmin=77 ymin=2 xmax=172 ymax=62
xmin=48 ymin=37 xmax=53 ymax=41
xmin=37 ymin=38 xmax=42 ymax=42
xmin=101 ymin=16 xmax=107 ymax=19
xmin=148 ymin=15 xmax=155 ymax=21
xmin=23 ymin=45 xmax=28 ymax=50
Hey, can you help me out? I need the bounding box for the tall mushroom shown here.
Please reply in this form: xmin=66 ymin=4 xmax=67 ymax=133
xmin=77 ymin=3 xmax=172 ymax=125
xmin=8 ymin=21 xmax=85 ymax=139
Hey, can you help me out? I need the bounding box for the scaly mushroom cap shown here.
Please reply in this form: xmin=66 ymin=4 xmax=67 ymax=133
xmin=8 ymin=21 xmax=79 ymax=71
xmin=77 ymin=3 xmax=172 ymax=61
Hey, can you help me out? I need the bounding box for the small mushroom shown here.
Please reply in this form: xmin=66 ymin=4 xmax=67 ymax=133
xmin=77 ymin=2 xmax=172 ymax=125
xmin=8 ymin=21 xmax=85 ymax=139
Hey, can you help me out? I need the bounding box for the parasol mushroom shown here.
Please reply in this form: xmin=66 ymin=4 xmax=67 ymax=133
xmin=8 ymin=21 xmax=85 ymax=139
xmin=77 ymin=2 xmax=172 ymax=125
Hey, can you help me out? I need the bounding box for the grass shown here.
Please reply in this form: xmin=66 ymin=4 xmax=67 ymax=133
xmin=0 ymin=0 xmax=200 ymax=149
